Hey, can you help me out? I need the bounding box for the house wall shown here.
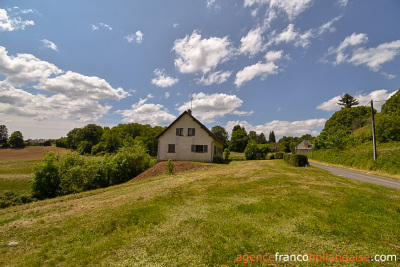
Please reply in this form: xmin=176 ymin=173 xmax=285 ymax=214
xmin=158 ymin=113 xmax=223 ymax=162
xmin=295 ymin=149 xmax=313 ymax=154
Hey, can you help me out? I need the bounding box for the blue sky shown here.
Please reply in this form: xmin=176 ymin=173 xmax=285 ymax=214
xmin=1 ymin=0 xmax=399 ymax=139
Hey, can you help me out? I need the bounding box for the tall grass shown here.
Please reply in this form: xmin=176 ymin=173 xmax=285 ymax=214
xmin=1 ymin=160 xmax=399 ymax=266
xmin=309 ymin=141 xmax=400 ymax=175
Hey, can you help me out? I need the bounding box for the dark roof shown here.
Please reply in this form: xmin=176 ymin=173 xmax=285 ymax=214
xmin=156 ymin=110 xmax=223 ymax=144
xmin=295 ymin=139 xmax=313 ymax=149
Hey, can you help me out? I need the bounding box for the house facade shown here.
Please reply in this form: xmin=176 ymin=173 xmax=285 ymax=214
xmin=295 ymin=139 xmax=313 ymax=154
xmin=157 ymin=110 xmax=223 ymax=162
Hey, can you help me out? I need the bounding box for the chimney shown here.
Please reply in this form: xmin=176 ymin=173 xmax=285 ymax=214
xmin=187 ymin=109 xmax=192 ymax=115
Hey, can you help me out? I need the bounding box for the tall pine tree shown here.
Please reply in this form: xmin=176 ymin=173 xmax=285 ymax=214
xmin=268 ymin=131 xmax=276 ymax=143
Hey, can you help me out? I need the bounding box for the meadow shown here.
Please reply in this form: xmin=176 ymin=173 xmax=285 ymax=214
xmin=1 ymin=158 xmax=399 ymax=266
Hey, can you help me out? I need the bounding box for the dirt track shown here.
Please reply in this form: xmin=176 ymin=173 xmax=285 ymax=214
xmin=0 ymin=146 xmax=70 ymax=161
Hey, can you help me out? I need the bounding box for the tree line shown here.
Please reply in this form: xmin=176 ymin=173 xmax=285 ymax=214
xmin=0 ymin=126 xmax=26 ymax=148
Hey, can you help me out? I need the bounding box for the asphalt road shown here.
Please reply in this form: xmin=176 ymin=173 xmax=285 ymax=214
xmin=309 ymin=161 xmax=400 ymax=190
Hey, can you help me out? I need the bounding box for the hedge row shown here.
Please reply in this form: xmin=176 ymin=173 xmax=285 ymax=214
xmin=283 ymin=153 xmax=309 ymax=167
xmin=32 ymin=144 xmax=155 ymax=200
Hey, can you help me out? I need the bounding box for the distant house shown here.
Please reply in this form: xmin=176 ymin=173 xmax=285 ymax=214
xmin=26 ymin=139 xmax=47 ymax=146
xmin=157 ymin=110 xmax=223 ymax=162
xmin=295 ymin=139 xmax=313 ymax=154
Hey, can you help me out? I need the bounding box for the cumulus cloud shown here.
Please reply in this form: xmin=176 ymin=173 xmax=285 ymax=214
xmin=235 ymin=50 xmax=282 ymax=87
xmin=337 ymin=0 xmax=348 ymax=7
xmin=240 ymin=27 xmax=266 ymax=57
xmin=91 ymin=24 xmax=99 ymax=30
xmin=41 ymin=39 xmax=58 ymax=51
xmin=173 ymin=23 xmax=179 ymax=28
xmin=326 ymin=33 xmax=400 ymax=72
xmin=316 ymin=89 xmax=397 ymax=112
xmin=116 ymin=97 xmax=176 ymax=126
xmin=177 ymin=92 xmax=252 ymax=123
xmin=196 ymin=70 xmax=232 ymax=85
xmin=244 ymin=0 xmax=313 ymax=21
xmin=0 ymin=82 xmax=111 ymax=122
xmin=0 ymin=46 xmax=62 ymax=86
xmin=151 ymin=69 xmax=179 ymax=88
xmin=0 ymin=8 xmax=34 ymax=31
xmin=0 ymin=46 xmax=129 ymax=123
xmin=173 ymin=30 xmax=233 ymax=74
xmin=35 ymin=71 xmax=129 ymax=100
xmin=226 ymin=118 xmax=326 ymax=139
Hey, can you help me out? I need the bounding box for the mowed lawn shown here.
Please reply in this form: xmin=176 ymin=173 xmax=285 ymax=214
xmin=0 ymin=146 xmax=69 ymax=194
xmin=1 ymin=160 xmax=400 ymax=266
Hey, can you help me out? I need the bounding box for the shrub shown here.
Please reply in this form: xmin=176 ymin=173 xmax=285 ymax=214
xmin=268 ymin=154 xmax=275 ymax=160
xmin=91 ymin=142 xmax=106 ymax=155
xmin=0 ymin=192 xmax=34 ymax=209
xmin=43 ymin=140 xmax=52 ymax=146
xmin=167 ymin=158 xmax=174 ymax=175
xmin=275 ymin=152 xmax=284 ymax=159
xmin=212 ymin=157 xmax=224 ymax=164
xmin=223 ymin=148 xmax=230 ymax=160
xmin=77 ymin=141 xmax=92 ymax=155
xmin=55 ymin=137 xmax=68 ymax=148
xmin=32 ymin=152 xmax=60 ymax=199
xmin=245 ymin=142 xmax=270 ymax=160
xmin=283 ymin=153 xmax=309 ymax=167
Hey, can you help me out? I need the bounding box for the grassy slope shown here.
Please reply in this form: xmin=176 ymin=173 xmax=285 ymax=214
xmin=309 ymin=142 xmax=400 ymax=179
xmin=1 ymin=160 xmax=400 ymax=266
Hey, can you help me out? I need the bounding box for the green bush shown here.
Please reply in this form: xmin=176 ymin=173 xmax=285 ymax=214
xmin=244 ymin=143 xmax=270 ymax=160
xmin=212 ymin=156 xmax=224 ymax=164
xmin=223 ymin=148 xmax=230 ymax=160
xmin=32 ymin=144 xmax=153 ymax=200
xmin=167 ymin=158 xmax=174 ymax=175
xmin=55 ymin=137 xmax=68 ymax=148
xmin=91 ymin=142 xmax=106 ymax=155
xmin=275 ymin=152 xmax=284 ymax=159
xmin=43 ymin=140 xmax=52 ymax=146
xmin=0 ymin=192 xmax=34 ymax=209
xmin=283 ymin=153 xmax=309 ymax=167
xmin=77 ymin=141 xmax=92 ymax=155
xmin=31 ymin=152 xmax=60 ymax=199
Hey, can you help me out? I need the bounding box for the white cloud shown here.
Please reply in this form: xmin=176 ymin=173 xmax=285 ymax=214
xmin=125 ymin=31 xmax=144 ymax=44
xmin=0 ymin=46 xmax=129 ymax=124
xmin=99 ymin=22 xmax=112 ymax=30
xmin=135 ymin=31 xmax=144 ymax=44
xmin=381 ymin=72 xmax=396 ymax=80
xmin=316 ymin=89 xmax=397 ymax=112
xmin=116 ymin=97 xmax=176 ymax=126
xmin=164 ymin=92 xmax=170 ymax=99
xmin=318 ymin=16 xmax=342 ymax=35
xmin=173 ymin=23 xmax=179 ymax=28
xmin=326 ymin=33 xmax=400 ymax=71
xmin=0 ymin=8 xmax=34 ymax=31
xmin=173 ymin=30 xmax=233 ymax=74
xmin=207 ymin=0 xmax=220 ymax=9
xmin=244 ymin=0 xmax=313 ymax=21
xmin=41 ymin=39 xmax=58 ymax=51
xmin=91 ymin=24 xmax=99 ymax=30
xmin=36 ymin=71 xmax=128 ymax=100
xmin=177 ymin=92 xmax=252 ymax=123
xmin=226 ymin=118 xmax=326 ymax=139
xmin=268 ymin=24 xmax=313 ymax=48
xmin=235 ymin=50 xmax=282 ymax=87
xmin=196 ymin=70 xmax=232 ymax=85
xmin=240 ymin=27 xmax=266 ymax=57
xmin=0 ymin=82 xmax=111 ymax=122
xmin=151 ymin=69 xmax=179 ymax=88
xmin=337 ymin=0 xmax=348 ymax=7
xmin=0 ymin=46 xmax=62 ymax=86
xmin=348 ymin=40 xmax=400 ymax=72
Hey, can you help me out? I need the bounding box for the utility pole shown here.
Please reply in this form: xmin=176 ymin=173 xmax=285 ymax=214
xmin=371 ymin=100 xmax=377 ymax=161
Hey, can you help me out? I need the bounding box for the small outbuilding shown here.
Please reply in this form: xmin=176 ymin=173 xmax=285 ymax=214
xmin=157 ymin=110 xmax=223 ymax=162
xmin=295 ymin=139 xmax=314 ymax=154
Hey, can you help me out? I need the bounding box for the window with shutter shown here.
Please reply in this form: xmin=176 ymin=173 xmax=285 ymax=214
xmin=176 ymin=128 xmax=183 ymax=136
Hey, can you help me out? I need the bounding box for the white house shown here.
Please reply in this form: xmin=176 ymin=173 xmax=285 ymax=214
xmin=295 ymin=139 xmax=314 ymax=154
xmin=157 ymin=110 xmax=223 ymax=162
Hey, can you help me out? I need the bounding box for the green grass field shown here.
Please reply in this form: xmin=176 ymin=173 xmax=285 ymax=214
xmin=0 ymin=160 xmax=37 ymax=194
xmin=1 ymin=159 xmax=399 ymax=266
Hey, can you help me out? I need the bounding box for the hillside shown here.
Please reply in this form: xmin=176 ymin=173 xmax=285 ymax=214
xmin=1 ymin=160 xmax=400 ymax=266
